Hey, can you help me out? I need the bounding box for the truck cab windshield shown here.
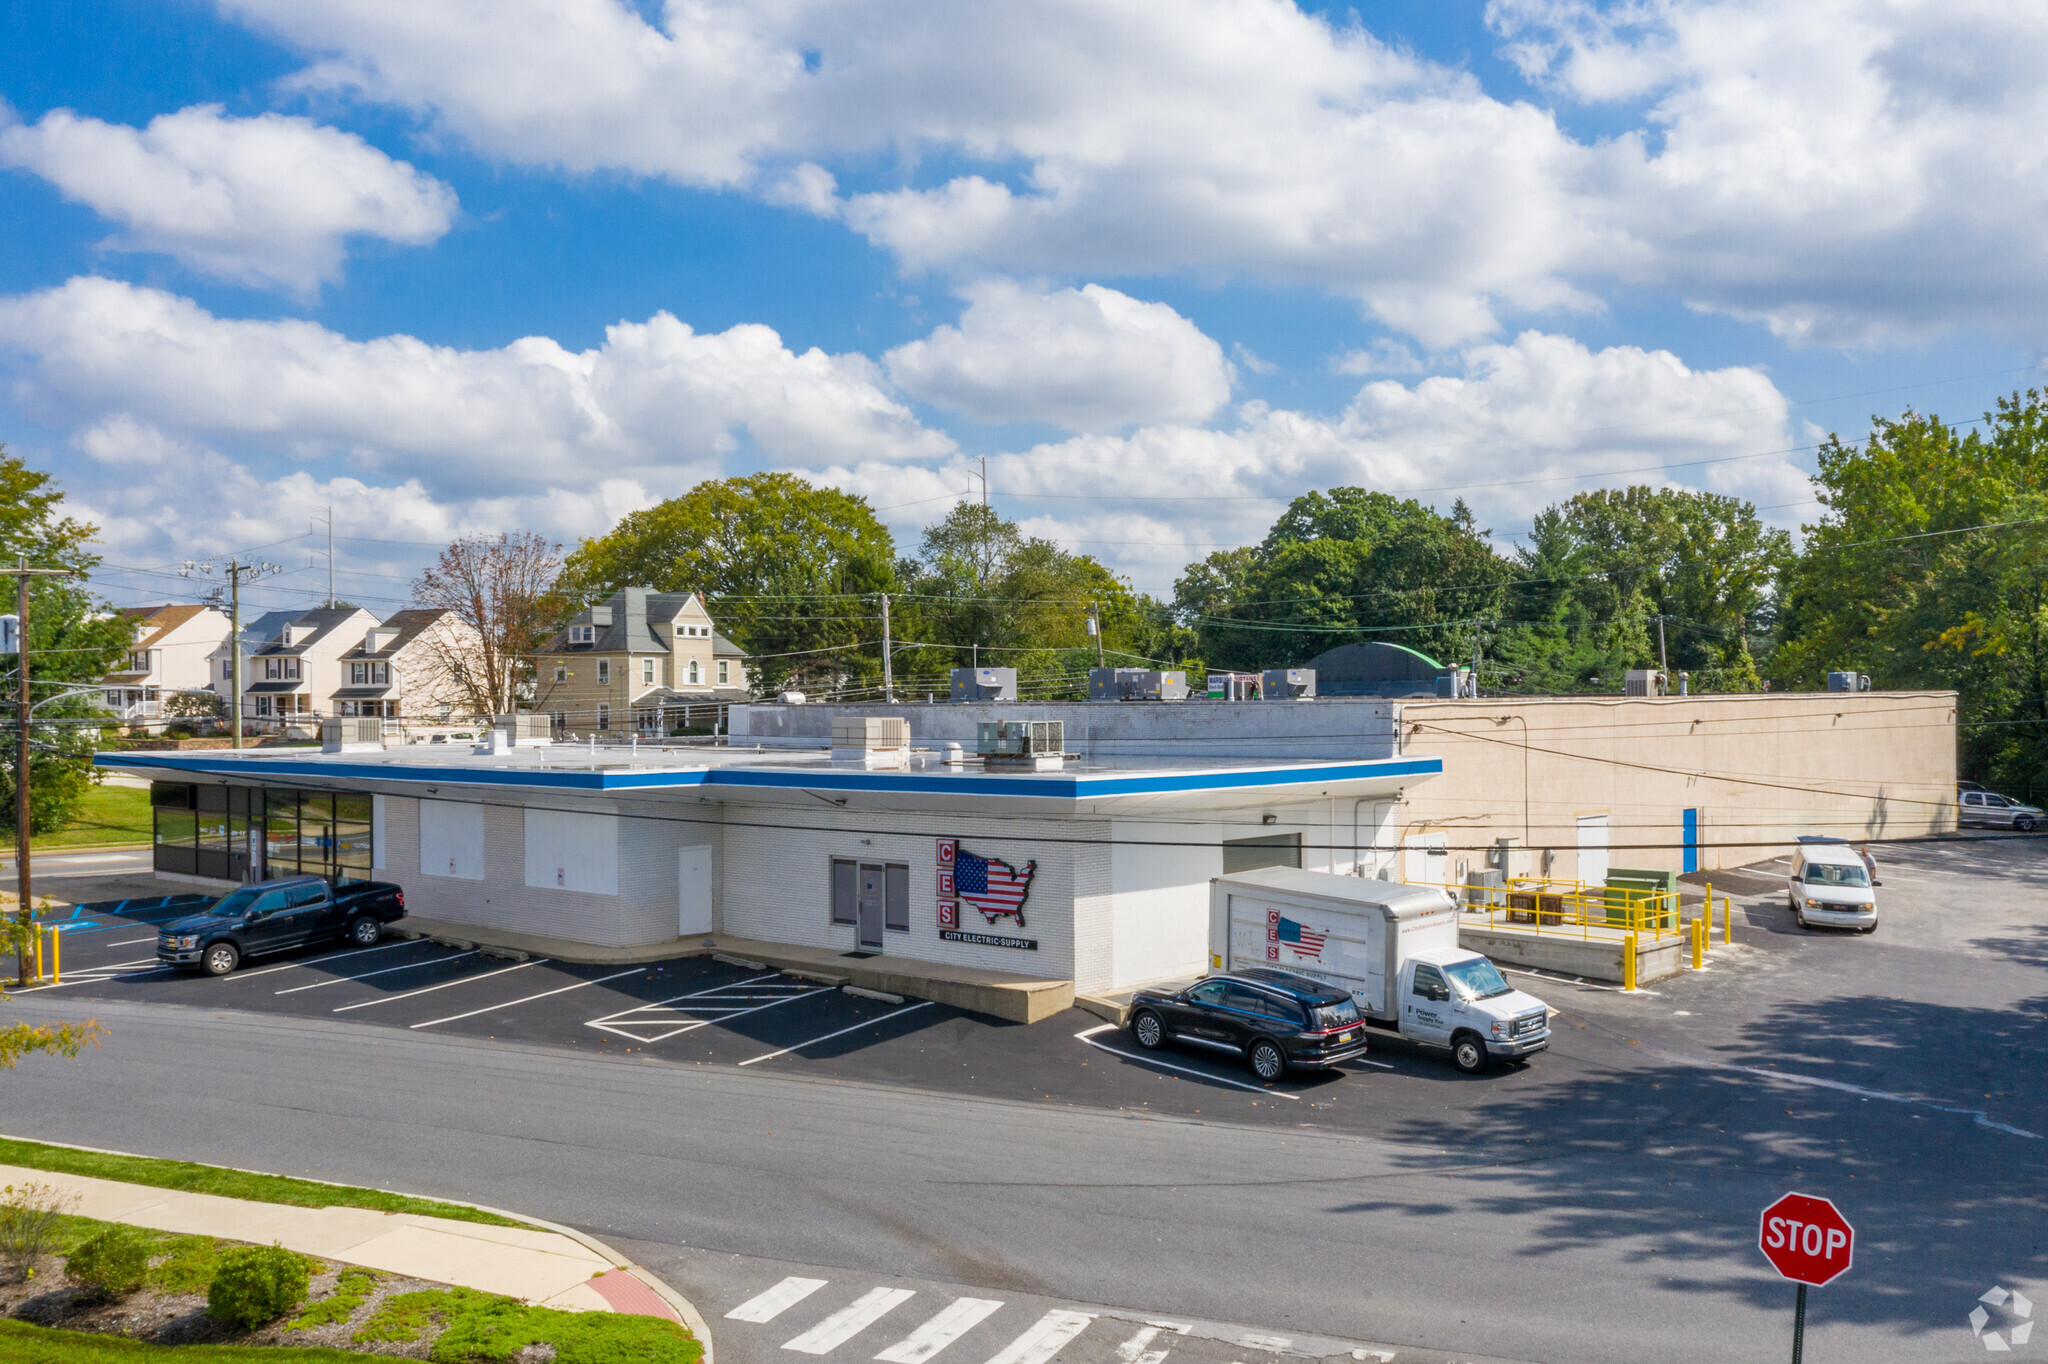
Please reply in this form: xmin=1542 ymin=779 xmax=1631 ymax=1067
xmin=1805 ymin=863 xmax=1869 ymax=887
xmin=208 ymin=888 xmax=261 ymax=917
xmin=1443 ymin=957 xmax=1512 ymax=1001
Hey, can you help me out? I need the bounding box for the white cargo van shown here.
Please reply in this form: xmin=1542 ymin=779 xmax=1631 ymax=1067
xmin=1787 ymin=837 xmax=1878 ymax=932
xmin=1210 ymin=867 xmax=1550 ymax=1073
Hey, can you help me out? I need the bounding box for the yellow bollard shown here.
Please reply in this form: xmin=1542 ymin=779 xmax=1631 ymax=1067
xmin=1692 ymin=915 xmax=1704 ymax=969
xmin=1722 ymin=893 xmax=1733 ymax=945
xmin=1624 ymin=931 xmax=1638 ymax=991
xmin=46 ymin=926 xmax=58 ymax=984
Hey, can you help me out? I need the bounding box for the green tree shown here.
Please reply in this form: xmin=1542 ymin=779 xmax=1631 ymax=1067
xmin=0 ymin=453 xmax=128 ymax=835
xmin=1775 ymin=397 xmax=2048 ymax=791
xmin=899 ymin=503 xmax=1169 ymax=697
xmin=1175 ymin=490 xmax=1513 ymax=670
xmin=565 ymin=473 xmax=899 ymax=695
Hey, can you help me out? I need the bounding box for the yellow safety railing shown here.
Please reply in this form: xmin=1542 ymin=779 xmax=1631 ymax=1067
xmin=1447 ymin=876 xmax=1688 ymax=941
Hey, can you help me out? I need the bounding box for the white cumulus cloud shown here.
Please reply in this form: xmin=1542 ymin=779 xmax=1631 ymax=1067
xmin=0 ymin=104 xmax=458 ymax=296
xmin=885 ymin=280 xmax=1232 ymax=431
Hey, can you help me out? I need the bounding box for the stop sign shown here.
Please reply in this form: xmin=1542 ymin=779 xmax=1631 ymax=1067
xmin=1759 ymin=1192 xmax=1855 ymax=1286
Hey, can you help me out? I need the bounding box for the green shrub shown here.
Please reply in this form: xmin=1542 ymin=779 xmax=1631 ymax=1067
xmin=64 ymin=1224 xmax=149 ymax=1299
xmin=208 ymin=1244 xmax=310 ymax=1329
xmin=288 ymin=1267 xmax=381 ymax=1331
xmin=148 ymin=1234 xmax=226 ymax=1295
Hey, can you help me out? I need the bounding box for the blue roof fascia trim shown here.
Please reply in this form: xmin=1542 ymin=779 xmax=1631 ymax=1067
xmin=94 ymin=751 xmax=1440 ymax=799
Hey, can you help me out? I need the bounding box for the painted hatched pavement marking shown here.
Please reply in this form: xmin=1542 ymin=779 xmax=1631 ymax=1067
xmin=728 ymin=1276 xmax=829 ymax=1323
xmin=727 ymin=1278 xmax=1167 ymax=1364
xmin=585 ymin=972 xmax=832 ymax=1044
xmin=784 ymin=1287 xmax=918 ymax=1354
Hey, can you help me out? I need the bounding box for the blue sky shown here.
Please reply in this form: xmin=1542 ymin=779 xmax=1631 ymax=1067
xmin=3 ymin=0 xmax=2042 ymax=612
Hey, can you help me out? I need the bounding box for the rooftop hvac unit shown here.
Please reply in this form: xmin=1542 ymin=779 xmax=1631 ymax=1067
xmin=1624 ymin=669 xmax=1669 ymax=697
xmin=1826 ymin=671 xmax=1872 ymax=693
xmin=832 ymin=715 xmax=912 ymax=768
xmin=492 ymin=712 xmax=554 ymax=746
xmin=949 ymin=666 xmax=1018 ymax=701
xmin=321 ymin=716 xmax=385 ymax=753
xmin=1261 ymin=668 xmax=1316 ymax=700
xmin=977 ymin=719 xmax=1065 ymax=770
xmin=1206 ymin=671 xmax=1258 ymax=701
xmin=1088 ymin=667 xmax=1190 ymax=701
xmin=1434 ymin=667 xmax=1474 ymax=698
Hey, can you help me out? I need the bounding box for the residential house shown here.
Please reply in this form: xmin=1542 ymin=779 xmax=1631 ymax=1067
xmin=240 ymin=606 xmax=380 ymax=725
xmin=535 ymin=588 xmax=750 ymax=733
xmin=100 ymin=603 xmax=232 ymax=728
xmin=331 ymin=608 xmax=484 ymax=721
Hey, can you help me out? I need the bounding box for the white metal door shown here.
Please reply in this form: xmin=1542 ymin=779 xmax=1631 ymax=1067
xmin=1577 ymin=815 xmax=1610 ymax=887
xmin=678 ymin=846 xmax=713 ymax=936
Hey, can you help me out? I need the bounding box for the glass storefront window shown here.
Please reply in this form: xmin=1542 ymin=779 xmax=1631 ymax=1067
xmin=152 ymin=785 xmax=198 ymax=876
xmin=265 ymin=789 xmax=299 ymax=877
xmin=333 ymin=793 xmax=373 ymax=884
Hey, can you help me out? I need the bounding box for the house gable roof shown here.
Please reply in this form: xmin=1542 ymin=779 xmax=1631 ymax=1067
xmin=340 ymin=607 xmax=454 ymax=660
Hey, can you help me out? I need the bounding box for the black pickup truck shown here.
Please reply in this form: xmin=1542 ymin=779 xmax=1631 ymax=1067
xmin=157 ymin=875 xmax=408 ymax=976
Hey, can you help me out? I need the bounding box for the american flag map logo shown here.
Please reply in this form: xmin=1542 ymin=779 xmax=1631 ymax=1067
xmin=1276 ymin=916 xmax=1326 ymax=962
xmin=954 ymin=847 xmax=1036 ymax=925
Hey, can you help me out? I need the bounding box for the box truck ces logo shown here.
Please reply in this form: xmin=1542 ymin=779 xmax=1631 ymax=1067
xmin=1267 ymin=909 xmax=1325 ymax=963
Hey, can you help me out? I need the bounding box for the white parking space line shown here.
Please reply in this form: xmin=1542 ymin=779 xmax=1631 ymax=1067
xmin=738 ymin=1001 xmax=934 ymax=1067
xmin=1111 ymin=1325 xmax=1169 ymax=1364
xmin=15 ymin=967 xmax=174 ymax=992
xmin=585 ymin=972 xmax=833 ymax=1044
xmin=332 ymin=959 xmax=546 ymax=1012
xmin=876 ymin=1297 xmax=1005 ymax=1364
xmin=409 ymin=967 xmax=645 ymax=1029
xmin=983 ymin=1310 xmax=1093 ymax=1364
xmin=276 ymin=951 xmax=478 ymax=994
xmin=235 ymin=939 xmax=422 ymax=980
xmin=1073 ymin=1025 xmax=1300 ymax=1100
xmin=784 ymin=1287 xmax=917 ymax=1354
xmin=727 ymin=1276 xmax=828 ymax=1323
xmin=107 ymin=936 xmax=161 ymax=947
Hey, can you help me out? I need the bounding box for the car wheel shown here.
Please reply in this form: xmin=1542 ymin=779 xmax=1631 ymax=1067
xmin=1248 ymin=1038 xmax=1287 ymax=1082
xmin=1131 ymin=1009 xmax=1165 ymax=1050
xmin=347 ymin=915 xmax=381 ymax=947
xmin=1451 ymin=1032 xmax=1490 ymax=1075
xmin=2018 ymin=817 xmax=2037 ymax=833
xmin=202 ymin=942 xmax=240 ymax=976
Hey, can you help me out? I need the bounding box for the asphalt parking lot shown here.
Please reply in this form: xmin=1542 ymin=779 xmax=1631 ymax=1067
xmin=16 ymin=831 xmax=2047 ymax=1147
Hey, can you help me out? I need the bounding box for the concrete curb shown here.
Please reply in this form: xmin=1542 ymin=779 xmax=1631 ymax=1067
xmin=0 ymin=1132 xmax=714 ymax=1364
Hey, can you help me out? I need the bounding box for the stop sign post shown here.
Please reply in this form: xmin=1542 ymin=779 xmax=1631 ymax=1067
xmin=1759 ymin=1192 xmax=1855 ymax=1364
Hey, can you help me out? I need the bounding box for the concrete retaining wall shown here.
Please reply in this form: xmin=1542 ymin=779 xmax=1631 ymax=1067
xmin=1459 ymin=922 xmax=1688 ymax=984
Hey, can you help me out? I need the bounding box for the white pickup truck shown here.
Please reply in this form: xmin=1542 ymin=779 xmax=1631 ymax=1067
xmin=1210 ymin=866 xmax=1551 ymax=1073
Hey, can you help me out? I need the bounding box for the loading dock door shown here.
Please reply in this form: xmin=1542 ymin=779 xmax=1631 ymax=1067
xmin=678 ymin=846 xmax=713 ymax=936
xmin=857 ymin=863 xmax=886 ymax=952
xmin=1577 ymin=815 xmax=1610 ymax=886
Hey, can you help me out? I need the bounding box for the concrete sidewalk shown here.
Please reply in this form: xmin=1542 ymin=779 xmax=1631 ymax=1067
xmin=0 ymin=1162 xmax=702 ymax=1333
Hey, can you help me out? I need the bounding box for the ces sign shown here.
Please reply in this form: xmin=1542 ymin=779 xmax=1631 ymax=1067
xmin=1759 ymin=1192 xmax=1855 ymax=1287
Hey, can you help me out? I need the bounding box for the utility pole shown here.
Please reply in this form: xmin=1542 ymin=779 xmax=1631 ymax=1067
xmin=1090 ymin=603 xmax=1104 ymax=666
xmin=7 ymin=558 xmax=78 ymax=987
xmin=314 ymin=507 xmax=335 ymax=607
xmin=978 ymin=456 xmax=988 ymax=508
xmin=1656 ymin=614 xmax=1669 ymax=676
xmin=184 ymin=558 xmax=281 ymax=753
xmin=880 ymin=593 xmax=894 ymax=702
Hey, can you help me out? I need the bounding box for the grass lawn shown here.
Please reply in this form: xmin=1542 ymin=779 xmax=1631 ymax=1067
xmin=32 ymin=784 xmax=152 ymax=850
xmin=0 ymin=1138 xmax=532 ymax=1230
xmin=0 ymin=1321 xmax=364 ymax=1362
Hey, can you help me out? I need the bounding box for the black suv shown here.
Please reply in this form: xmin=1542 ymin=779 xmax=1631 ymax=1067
xmin=157 ymin=875 xmax=407 ymax=976
xmin=1127 ymin=968 xmax=1367 ymax=1081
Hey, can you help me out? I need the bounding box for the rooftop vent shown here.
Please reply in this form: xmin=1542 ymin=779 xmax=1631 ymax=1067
xmin=1827 ymin=671 xmax=1872 ymax=693
xmin=321 ymin=716 xmax=385 ymax=754
xmin=950 ymin=666 xmax=1017 ymax=701
xmin=589 ymin=605 xmax=613 ymax=626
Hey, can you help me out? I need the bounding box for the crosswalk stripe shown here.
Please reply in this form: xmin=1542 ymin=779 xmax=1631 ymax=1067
xmin=875 ymin=1297 xmax=1005 ymax=1364
xmin=1114 ymin=1326 xmax=1170 ymax=1364
xmin=784 ymin=1287 xmax=917 ymax=1354
xmin=728 ymin=1277 xmax=829 ymax=1323
xmin=982 ymin=1310 xmax=1093 ymax=1364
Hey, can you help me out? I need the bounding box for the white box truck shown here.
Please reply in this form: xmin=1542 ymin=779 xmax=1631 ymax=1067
xmin=1210 ymin=867 xmax=1551 ymax=1073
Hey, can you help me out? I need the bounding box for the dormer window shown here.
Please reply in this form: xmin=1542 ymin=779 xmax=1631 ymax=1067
xmin=570 ymin=624 xmax=595 ymax=645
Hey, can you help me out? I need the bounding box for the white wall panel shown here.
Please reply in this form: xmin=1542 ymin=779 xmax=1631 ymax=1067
xmin=371 ymin=794 xmax=386 ymax=870
xmin=419 ymin=799 xmax=483 ymax=880
xmin=1109 ymin=819 xmax=1218 ymax=989
xmin=524 ymin=808 xmax=619 ymax=895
